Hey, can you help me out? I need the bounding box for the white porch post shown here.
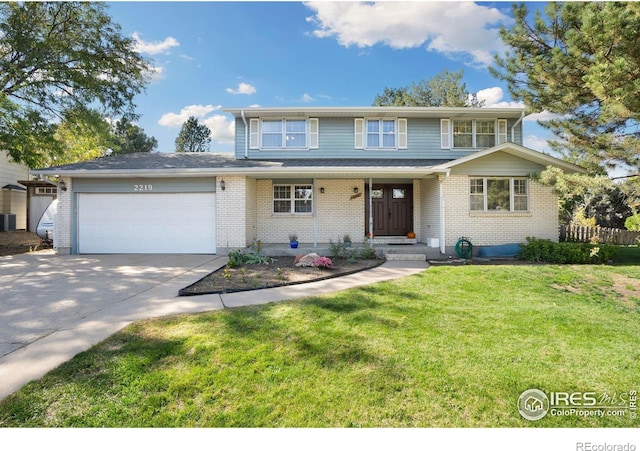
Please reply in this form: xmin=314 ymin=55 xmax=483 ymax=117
xmin=439 ymin=177 xmax=446 ymax=255
xmin=313 ymin=178 xmax=318 ymax=248
xmin=368 ymin=178 xmax=373 ymax=243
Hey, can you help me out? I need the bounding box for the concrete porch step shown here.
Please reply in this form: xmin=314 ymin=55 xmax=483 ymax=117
xmin=372 ymin=236 xmax=417 ymax=245
xmin=385 ymin=253 xmax=427 ymax=261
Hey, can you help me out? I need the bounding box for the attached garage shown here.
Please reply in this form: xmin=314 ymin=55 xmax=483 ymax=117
xmin=73 ymin=177 xmax=216 ymax=254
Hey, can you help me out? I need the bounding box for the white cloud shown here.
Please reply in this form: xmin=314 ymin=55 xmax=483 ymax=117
xmin=300 ymin=93 xmax=315 ymax=103
xmin=523 ymin=134 xmax=553 ymax=153
xmin=132 ymin=32 xmax=180 ymax=55
xmin=476 ymin=87 xmax=524 ymax=108
xmin=158 ymin=104 xmax=234 ymax=145
xmin=145 ymin=65 xmax=165 ymax=81
xmin=202 ymin=114 xmax=235 ymax=144
xmin=158 ymin=104 xmax=219 ymax=127
xmin=524 ymin=110 xmax=570 ymax=122
xmin=305 ymin=2 xmax=510 ymax=67
xmin=226 ymin=82 xmax=257 ymax=95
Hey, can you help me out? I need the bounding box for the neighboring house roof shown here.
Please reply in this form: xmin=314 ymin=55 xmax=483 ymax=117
xmin=224 ymin=106 xmax=526 ymax=119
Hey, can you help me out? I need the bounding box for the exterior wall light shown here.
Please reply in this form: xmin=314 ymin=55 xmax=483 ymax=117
xmin=320 ymin=187 xmax=325 ymax=194
xmin=353 ymin=187 xmax=359 ymax=194
xmin=220 ymin=179 xmax=225 ymax=191
xmin=59 ymin=181 xmax=67 ymax=192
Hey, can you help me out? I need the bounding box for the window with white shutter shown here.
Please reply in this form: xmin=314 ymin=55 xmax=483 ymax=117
xmin=249 ymin=119 xmax=260 ymax=149
xmin=309 ymin=118 xmax=319 ymax=149
xmin=354 ymin=118 xmax=365 ymax=149
xmin=498 ymin=119 xmax=508 ymax=144
xmin=397 ymin=118 xmax=407 ymax=149
xmin=440 ymin=119 xmax=451 ymax=149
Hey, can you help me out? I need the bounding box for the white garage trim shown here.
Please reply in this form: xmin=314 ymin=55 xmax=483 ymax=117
xmin=77 ymin=193 xmax=216 ymax=254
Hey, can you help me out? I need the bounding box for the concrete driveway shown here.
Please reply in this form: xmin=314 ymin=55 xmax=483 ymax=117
xmin=0 ymin=251 xmax=226 ymax=400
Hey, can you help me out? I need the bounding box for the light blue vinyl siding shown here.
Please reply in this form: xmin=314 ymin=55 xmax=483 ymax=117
xmin=235 ymin=117 xmax=524 ymax=160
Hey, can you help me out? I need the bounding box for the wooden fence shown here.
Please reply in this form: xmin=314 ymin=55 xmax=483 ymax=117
xmin=559 ymin=224 xmax=640 ymax=245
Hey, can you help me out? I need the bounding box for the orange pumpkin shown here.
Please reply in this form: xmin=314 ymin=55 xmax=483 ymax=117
xmin=407 ymin=231 xmax=416 ymax=239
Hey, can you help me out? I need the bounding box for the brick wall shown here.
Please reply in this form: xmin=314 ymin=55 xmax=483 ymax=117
xmin=420 ymin=178 xmax=440 ymax=243
xmin=442 ymin=175 xmax=558 ymax=247
xmin=256 ymin=179 xmax=365 ymax=244
xmin=216 ymin=175 xmax=249 ymax=251
xmin=54 ymin=176 xmax=72 ymax=255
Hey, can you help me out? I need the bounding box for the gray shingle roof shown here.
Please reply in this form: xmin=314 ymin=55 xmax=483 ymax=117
xmin=37 ymin=152 xmax=453 ymax=172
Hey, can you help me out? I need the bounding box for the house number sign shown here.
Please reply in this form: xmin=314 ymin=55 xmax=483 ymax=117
xmin=133 ymin=184 xmax=153 ymax=191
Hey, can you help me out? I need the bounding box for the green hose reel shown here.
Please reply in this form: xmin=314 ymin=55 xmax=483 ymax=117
xmin=455 ymin=237 xmax=473 ymax=259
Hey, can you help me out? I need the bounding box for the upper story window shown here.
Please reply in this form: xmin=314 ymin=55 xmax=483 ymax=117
xmin=441 ymin=119 xmax=507 ymax=150
xmin=355 ymin=118 xmax=407 ymax=150
xmin=249 ymin=118 xmax=318 ymax=150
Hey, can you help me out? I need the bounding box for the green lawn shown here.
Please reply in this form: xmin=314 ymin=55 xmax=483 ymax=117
xmin=1 ymin=263 xmax=639 ymax=427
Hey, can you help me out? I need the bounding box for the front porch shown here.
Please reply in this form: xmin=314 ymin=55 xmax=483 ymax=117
xmin=257 ymin=237 xmax=442 ymax=261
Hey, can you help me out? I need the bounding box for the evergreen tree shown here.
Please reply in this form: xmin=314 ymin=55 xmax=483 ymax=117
xmin=175 ymin=116 xmax=211 ymax=153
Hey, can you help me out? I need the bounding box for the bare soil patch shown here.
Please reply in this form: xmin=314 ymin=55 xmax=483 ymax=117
xmin=0 ymin=231 xmax=47 ymax=256
xmin=180 ymin=256 xmax=383 ymax=295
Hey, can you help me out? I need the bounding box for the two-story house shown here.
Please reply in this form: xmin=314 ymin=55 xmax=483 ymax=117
xmin=34 ymin=106 xmax=584 ymax=256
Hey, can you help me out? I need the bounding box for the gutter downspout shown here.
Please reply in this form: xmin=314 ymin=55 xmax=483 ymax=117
xmin=511 ymin=110 xmax=525 ymax=143
xmin=241 ymin=109 xmax=248 ymax=159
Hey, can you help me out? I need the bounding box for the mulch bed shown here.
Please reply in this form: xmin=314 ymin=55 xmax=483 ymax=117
xmin=0 ymin=231 xmax=48 ymax=256
xmin=179 ymin=256 xmax=384 ymax=296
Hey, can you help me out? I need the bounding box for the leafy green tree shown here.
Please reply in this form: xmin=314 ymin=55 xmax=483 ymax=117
xmin=536 ymin=167 xmax=633 ymax=228
xmin=491 ymin=2 xmax=640 ymax=173
xmin=112 ymin=118 xmax=158 ymax=155
xmin=0 ymin=2 xmax=150 ymax=168
xmin=52 ymin=110 xmax=113 ymax=165
xmin=175 ymin=116 xmax=211 ymax=153
xmin=373 ymin=69 xmax=484 ymax=107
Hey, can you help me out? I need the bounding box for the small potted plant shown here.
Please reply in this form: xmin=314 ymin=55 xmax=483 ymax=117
xmin=289 ymin=233 xmax=299 ymax=249
xmin=343 ymin=234 xmax=352 ymax=247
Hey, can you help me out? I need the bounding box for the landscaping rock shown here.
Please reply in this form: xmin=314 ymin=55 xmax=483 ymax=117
xmin=295 ymin=252 xmax=320 ymax=267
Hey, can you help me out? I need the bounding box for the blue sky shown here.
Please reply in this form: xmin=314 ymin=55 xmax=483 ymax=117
xmin=106 ymin=1 xmax=552 ymax=154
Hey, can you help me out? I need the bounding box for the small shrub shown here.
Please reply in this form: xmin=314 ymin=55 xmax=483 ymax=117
xmin=227 ymin=250 xmax=246 ymax=268
xmin=227 ymin=249 xmax=273 ymax=267
xmin=314 ymin=256 xmax=333 ymax=269
xmin=359 ymin=238 xmax=377 ymax=260
xmin=625 ymin=213 xmax=640 ymax=231
xmin=347 ymin=249 xmax=358 ymax=264
xmin=518 ymin=237 xmax=619 ymax=264
xmin=329 ymin=239 xmax=347 ymax=259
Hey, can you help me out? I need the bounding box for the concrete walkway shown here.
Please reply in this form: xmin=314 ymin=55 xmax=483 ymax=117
xmin=0 ymin=252 xmax=428 ymax=401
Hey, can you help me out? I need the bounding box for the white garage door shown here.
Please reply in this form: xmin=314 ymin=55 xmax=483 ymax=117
xmin=78 ymin=193 xmax=216 ymax=254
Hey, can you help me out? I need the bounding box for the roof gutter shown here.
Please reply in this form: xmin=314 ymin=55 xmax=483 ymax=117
xmin=511 ymin=110 xmax=525 ymax=143
xmin=241 ymin=109 xmax=248 ymax=159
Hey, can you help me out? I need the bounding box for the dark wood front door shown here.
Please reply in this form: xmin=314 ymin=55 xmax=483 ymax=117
xmin=365 ymin=184 xmax=413 ymax=236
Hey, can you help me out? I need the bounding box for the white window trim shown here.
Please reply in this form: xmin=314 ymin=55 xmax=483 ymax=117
xmin=443 ymin=119 xmax=508 ymax=150
xmin=272 ymin=184 xmax=314 ymax=215
xmin=469 ymin=177 xmax=529 ymax=213
xmin=355 ymin=118 xmax=406 ymax=150
xmin=250 ymin=118 xmax=318 ymax=151
xmin=35 ymin=187 xmax=57 ymax=195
